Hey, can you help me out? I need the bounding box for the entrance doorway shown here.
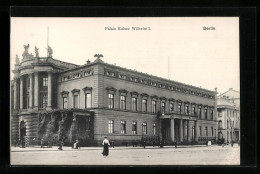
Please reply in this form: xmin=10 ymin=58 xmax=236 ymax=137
xmin=161 ymin=119 xmax=171 ymax=142
xmin=20 ymin=121 xmax=26 ymax=147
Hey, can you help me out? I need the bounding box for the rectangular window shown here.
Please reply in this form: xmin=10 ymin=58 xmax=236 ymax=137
xmin=63 ymin=97 xmax=68 ymax=109
xmin=198 ymin=108 xmax=201 ymax=118
xmin=205 ymin=127 xmax=208 ymax=136
xmin=178 ymin=104 xmax=182 ymax=112
xmin=27 ymin=78 xmax=30 ymax=89
xmin=26 ymin=94 xmax=30 ymax=108
xmin=185 ymin=105 xmax=189 ymax=114
xmin=192 ymin=106 xmax=195 ymax=115
xmin=42 ymin=93 xmax=48 ymax=108
xmin=120 ymin=95 xmax=126 ymax=110
xmin=211 ymin=127 xmax=214 ymax=136
xmin=218 ymin=111 xmax=222 ymax=117
xmin=108 ymin=94 xmax=114 ymax=109
xmin=85 ymin=93 xmax=91 ymax=108
xmin=219 ymin=121 xmax=222 ymax=129
xmin=205 ymin=109 xmax=208 ymax=119
xmin=142 ymin=99 xmax=147 ymax=112
xmin=153 ymin=123 xmax=157 ymax=135
xmin=132 ymin=122 xmax=137 ymax=134
xmin=199 ymin=126 xmax=202 ymax=136
xmin=161 ymin=102 xmax=165 ymax=114
xmin=121 ymin=120 xmax=126 ymax=134
xmin=211 ymin=110 xmax=214 ymax=119
xmin=108 ymin=120 xmax=114 ymax=133
xmin=73 ymin=95 xmax=79 ymax=108
xmin=170 ymin=103 xmax=174 ymax=113
xmin=152 ymin=100 xmax=157 ymax=113
xmin=132 ymin=97 xmax=137 ymax=111
xmin=42 ymin=77 xmax=48 ymax=86
xmin=142 ymin=122 xmax=147 ymax=134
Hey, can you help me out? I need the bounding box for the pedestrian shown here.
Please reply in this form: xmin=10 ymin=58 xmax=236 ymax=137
xmin=41 ymin=138 xmax=44 ymax=148
xmin=231 ymin=140 xmax=234 ymax=147
xmin=58 ymin=139 xmax=63 ymax=150
xmin=174 ymin=140 xmax=177 ymax=149
xmin=73 ymin=140 xmax=80 ymax=149
xmin=102 ymin=136 xmax=110 ymax=157
xmin=111 ymin=141 xmax=114 ymax=148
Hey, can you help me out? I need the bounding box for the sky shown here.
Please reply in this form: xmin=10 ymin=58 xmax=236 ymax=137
xmin=10 ymin=17 xmax=239 ymax=94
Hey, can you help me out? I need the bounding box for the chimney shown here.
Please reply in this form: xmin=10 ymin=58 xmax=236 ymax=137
xmin=86 ymin=59 xmax=91 ymax=64
xmin=215 ymin=87 xmax=218 ymax=92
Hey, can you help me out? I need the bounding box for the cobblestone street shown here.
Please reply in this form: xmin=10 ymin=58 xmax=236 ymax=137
xmin=11 ymin=145 xmax=240 ymax=165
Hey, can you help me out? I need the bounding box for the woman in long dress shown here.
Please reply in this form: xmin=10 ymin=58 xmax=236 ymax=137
xmin=102 ymin=136 xmax=110 ymax=156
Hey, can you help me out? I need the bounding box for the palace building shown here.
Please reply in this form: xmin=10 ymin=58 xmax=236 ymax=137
xmin=217 ymin=89 xmax=240 ymax=143
xmin=11 ymin=45 xmax=218 ymax=147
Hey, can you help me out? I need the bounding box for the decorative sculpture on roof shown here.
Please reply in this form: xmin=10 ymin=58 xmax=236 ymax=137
xmin=22 ymin=44 xmax=34 ymax=59
xmin=15 ymin=55 xmax=20 ymax=65
xmin=35 ymin=46 xmax=39 ymax=57
xmin=47 ymin=46 xmax=53 ymax=58
xmin=94 ymin=54 xmax=103 ymax=59
xmin=22 ymin=44 xmax=29 ymax=58
xmin=24 ymin=44 xmax=29 ymax=51
xmin=94 ymin=54 xmax=104 ymax=62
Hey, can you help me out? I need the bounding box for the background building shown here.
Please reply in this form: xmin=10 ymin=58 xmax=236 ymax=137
xmin=217 ymin=88 xmax=240 ymax=143
xmin=11 ymin=45 xmax=218 ymax=146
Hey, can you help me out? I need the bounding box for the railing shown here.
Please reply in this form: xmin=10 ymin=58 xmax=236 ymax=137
xmin=170 ymin=110 xmax=198 ymax=117
xmin=38 ymin=108 xmax=46 ymax=111
xmin=39 ymin=58 xmax=48 ymax=62
xmin=198 ymin=137 xmax=216 ymax=144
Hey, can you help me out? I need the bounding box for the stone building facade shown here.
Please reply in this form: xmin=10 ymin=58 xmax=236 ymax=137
xmin=11 ymin=45 xmax=218 ymax=146
xmin=217 ymin=89 xmax=240 ymax=143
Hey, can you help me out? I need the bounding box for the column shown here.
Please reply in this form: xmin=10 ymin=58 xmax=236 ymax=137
xmin=171 ymin=118 xmax=175 ymax=142
xmin=179 ymin=119 xmax=183 ymax=142
xmin=183 ymin=120 xmax=186 ymax=140
xmin=34 ymin=72 xmax=39 ymax=108
xmin=13 ymin=79 xmax=17 ymax=110
xmin=20 ymin=76 xmax=23 ymax=109
xmin=194 ymin=120 xmax=198 ymax=141
xmin=47 ymin=72 xmax=52 ymax=109
xmin=29 ymin=73 xmax=33 ymax=108
xmin=187 ymin=120 xmax=191 ymax=142
xmin=159 ymin=119 xmax=162 ymax=142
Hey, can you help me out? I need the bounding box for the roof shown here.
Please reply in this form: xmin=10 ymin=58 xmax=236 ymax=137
xmin=217 ymin=98 xmax=235 ymax=107
xmin=219 ymin=88 xmax=240 ymax=97
xmin=61 ymin=57 xmax=216 ymax=94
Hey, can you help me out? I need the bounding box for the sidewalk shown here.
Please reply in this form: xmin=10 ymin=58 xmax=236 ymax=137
xmin=11 ymin=144 xmax=226 ymax=152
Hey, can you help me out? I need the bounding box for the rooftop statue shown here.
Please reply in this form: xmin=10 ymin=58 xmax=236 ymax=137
xmin=94 ymin=54 xmax=103 ymax=59
xmin=15 ymin=55 xmax=20 ymax=65
xmin=22 ymin=44 xmax=34 ymax=59
xmin=47 ymin=46 xmax=53 ymax=58
xmin=35 ymin=46 xmax=39 ymax=57
xmin=22 ymin=44 xmax=30 ymax=58
xmin=94 ymin=54 xmax=104 ymax=63
xmin=24 ymin=44 xmax=29 ymax=51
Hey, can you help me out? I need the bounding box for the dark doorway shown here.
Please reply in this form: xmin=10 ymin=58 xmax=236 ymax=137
xmin=161 ymin=119 xmax=171 ymax=143
xmin=20 ymin=121 xmax=26 ymax=147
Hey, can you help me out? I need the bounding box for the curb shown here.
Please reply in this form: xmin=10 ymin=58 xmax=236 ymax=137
xmin=11 ymin=145 xmax=213 ymax=152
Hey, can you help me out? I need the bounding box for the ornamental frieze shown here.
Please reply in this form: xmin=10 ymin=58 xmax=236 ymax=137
xmin=62 ymin=68 xmax=93 ymax=82
xmin=104 ymin=68 xmax=215 ymax=99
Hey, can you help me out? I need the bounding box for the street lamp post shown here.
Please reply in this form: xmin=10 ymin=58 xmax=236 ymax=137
xmin=215 ymin=129 xmax=217 ymax=144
